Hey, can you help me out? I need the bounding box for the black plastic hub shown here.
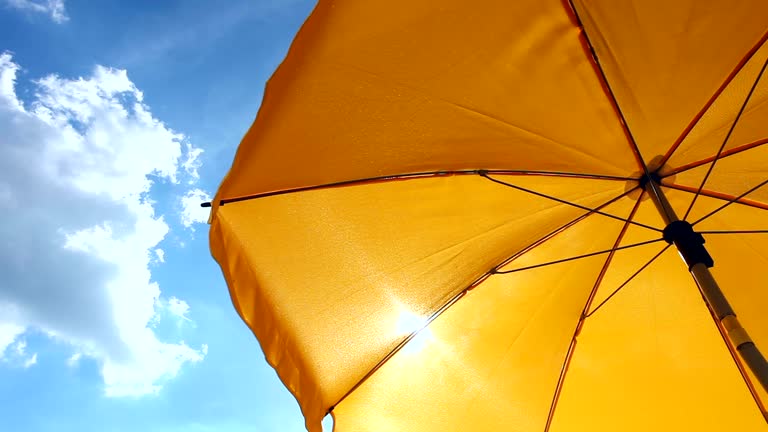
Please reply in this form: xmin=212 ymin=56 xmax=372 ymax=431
xmin=662 ymin=220 xmax=714 ymax=270
xmin=638 ymin=171 xmax=662 ymax=190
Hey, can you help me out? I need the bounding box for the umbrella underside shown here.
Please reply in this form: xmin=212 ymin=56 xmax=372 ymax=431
xmin=209 ymin=1 xmax=768 ymax=431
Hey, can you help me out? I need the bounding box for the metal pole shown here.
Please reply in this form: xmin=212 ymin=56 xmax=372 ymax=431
xmin=644 ymin=177 xmax=768 ymax=394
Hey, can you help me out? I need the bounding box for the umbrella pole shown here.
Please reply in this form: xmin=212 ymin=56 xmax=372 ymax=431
xmin=644 ymin=176 xmax=768 ymax=393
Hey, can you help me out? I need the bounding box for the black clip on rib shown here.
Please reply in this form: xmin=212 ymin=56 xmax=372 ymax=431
xmin=662 ymin=221 xmax=714 ymax=270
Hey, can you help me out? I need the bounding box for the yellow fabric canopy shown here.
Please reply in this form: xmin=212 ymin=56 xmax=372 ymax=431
xmin=209 ymin=1 xmax=768 ymax=431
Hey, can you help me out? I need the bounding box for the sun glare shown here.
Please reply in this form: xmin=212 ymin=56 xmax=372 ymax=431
xmin=396 ymin=311 xmax=433 ymax=354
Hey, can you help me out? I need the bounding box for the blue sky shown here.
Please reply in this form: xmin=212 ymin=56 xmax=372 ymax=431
xmin=0 ymin=0 xmax=326 ymax=430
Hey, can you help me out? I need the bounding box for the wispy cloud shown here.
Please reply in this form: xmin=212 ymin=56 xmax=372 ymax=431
xmin=0 ymin=337 xmax=38 ymax=368
xmin=181 ymin=144 xmax=203 ymax=182
xmin=180 ymin=189 xmax=211 ymax=229
xmin=66 ymin=352 xmax=81 ymax=367
xmin=0 ymin=323 xmax=25 ymax=357
xmin=165 ymin=297 xmax=192 ymax=324
xmin=6 ymin=0 xmax=68 ymax=23
xmin=22 ymin=353 xmax=37 ymax=368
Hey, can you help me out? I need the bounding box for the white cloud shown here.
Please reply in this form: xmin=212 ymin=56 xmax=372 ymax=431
xmin=23 ymin=353 xmax=37 ymax=368
xmin=155 ymin=248 xmax=165 ymax=263
xmin=0 ymin=336 xmax=38 ymax=368
xmin=102 ymin=336 xmax=205 ymax=396
xmin=6 ymin=0 xmax=68 ymax=23
xmin=181 ymin=143 xmax=203 ymax=182
xmin=181 ymin=188 xmax=211 ymax=229
xmin=67 ymin=352 xmax=82 ymax=367
xmin=166 ymin=297 xmax=191 ymax=322
xmin=14 ymin=339 xmax=27 ymax=356
xmin=0 ymin=52 xmax=206 ymax=396
xmin=0 ymin=324 xmax=24 ymax=357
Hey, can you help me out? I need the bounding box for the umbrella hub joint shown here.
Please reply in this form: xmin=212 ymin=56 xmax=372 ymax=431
xmin=638 ymin=171 xmax=662 ymax=190
xmin=662 ymin=220 xmax=714 ymax=270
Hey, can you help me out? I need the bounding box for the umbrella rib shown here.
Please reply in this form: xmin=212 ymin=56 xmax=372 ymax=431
xmin=544 ymin=337 xmax=577 ymax=432
xmin=480 ymin=172 xmax=661 ymax=232
xmin=566 ymin=0 xmax=652 ymax=178
xmin=708 ymin=312 xmax=768 ymax=420
xmin=657 ymin=30 xmax=768 ymax=169
xmin=668 ymin=183 xmax=768 ymax=414
xmin=326 ymin=188 xmax=638 ymax=414
xmin=207 ymin=169 xmax=634 ymax=207
xmin=544 ymin=191 xmax=643 ymax=432
xmin=682 ymin=55 xmax=768 ymax=220
xmin=662 ymin=138 xmax=768 ymax=178
xmin=701 ymin=232 xmax=768 ymax=416
xmin=585 ymin=245 xmax=670 ymax=318
xmin=489 ymin=187 xmax=641 ymax=274
xmin=663 ymin=182 xmax=768 ymax=213
xmin=692 ymin=177 xmax=768 ymax=226
xmin=700 ymin=230 xmax=768 ymax=234
xmin=493 ymin=238 xmax=663 ymax=274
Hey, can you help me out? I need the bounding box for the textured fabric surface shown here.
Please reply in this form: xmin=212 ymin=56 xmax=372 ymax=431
xmin=209 ymin=1 xmax=768 ymax=430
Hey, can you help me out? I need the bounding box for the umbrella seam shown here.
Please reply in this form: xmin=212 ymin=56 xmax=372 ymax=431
xmin=323 ymin=59 xmax=629 ymax=176
xmin=326 ymin=188 xmax=639 ymax=414
xmin=494 ymin=238 xmax=663 ymax=274
xmin=658 ymin=30 xmax=768 ymax=169
xmin=214 ymin=169 xmax=634 ymax=207
xmin=692 ymin=178 xmax=768 ymax=225
xmin=584 ymin=245 xmax=670 ymax=319
xmin=663 ymin=138 xmax=768 ymax=178
xmin=481 ymin=172 xmax=661 ymax=232
xmin=543 ymin=189 xmax=643 ymax=431
xmin=307 ymin=189 xmax=605 ymax=320
xmin=663 ymin=182 xmax=768 ymax=213
xmin=682 ymin=56 xmax=768 ymax=220
xmin=662 ymin=102 xmax=768 ymax=177
xmin=565 ymin=0 xmax=652 ymax=178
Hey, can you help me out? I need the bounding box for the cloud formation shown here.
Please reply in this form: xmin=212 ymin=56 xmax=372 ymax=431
xmin=166 ymin=297 xmax=191 ymax=322
xmin=0 ymin=337 xmax=38 ymax=368
xmin=181 ymin=188 xmax=212 ymax=229
xmin=0 ymin=323 xmax=24 ymax=357
xmin=0 ymin=53 xmax=206 ymax=395
xmin=6 ymin=0 xmax=68 ymax=23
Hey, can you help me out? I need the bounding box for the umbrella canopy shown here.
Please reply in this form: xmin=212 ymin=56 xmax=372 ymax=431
xmin=208 ymin=1 xmax=768 ymax=431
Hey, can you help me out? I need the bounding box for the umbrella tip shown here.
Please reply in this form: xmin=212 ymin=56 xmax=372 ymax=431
xmin=201 ymin=201 xmax=212 ymax=208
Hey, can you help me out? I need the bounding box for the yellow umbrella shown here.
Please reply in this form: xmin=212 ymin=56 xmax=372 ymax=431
xmin=206 ymin=1 xmax=768 ymax=430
